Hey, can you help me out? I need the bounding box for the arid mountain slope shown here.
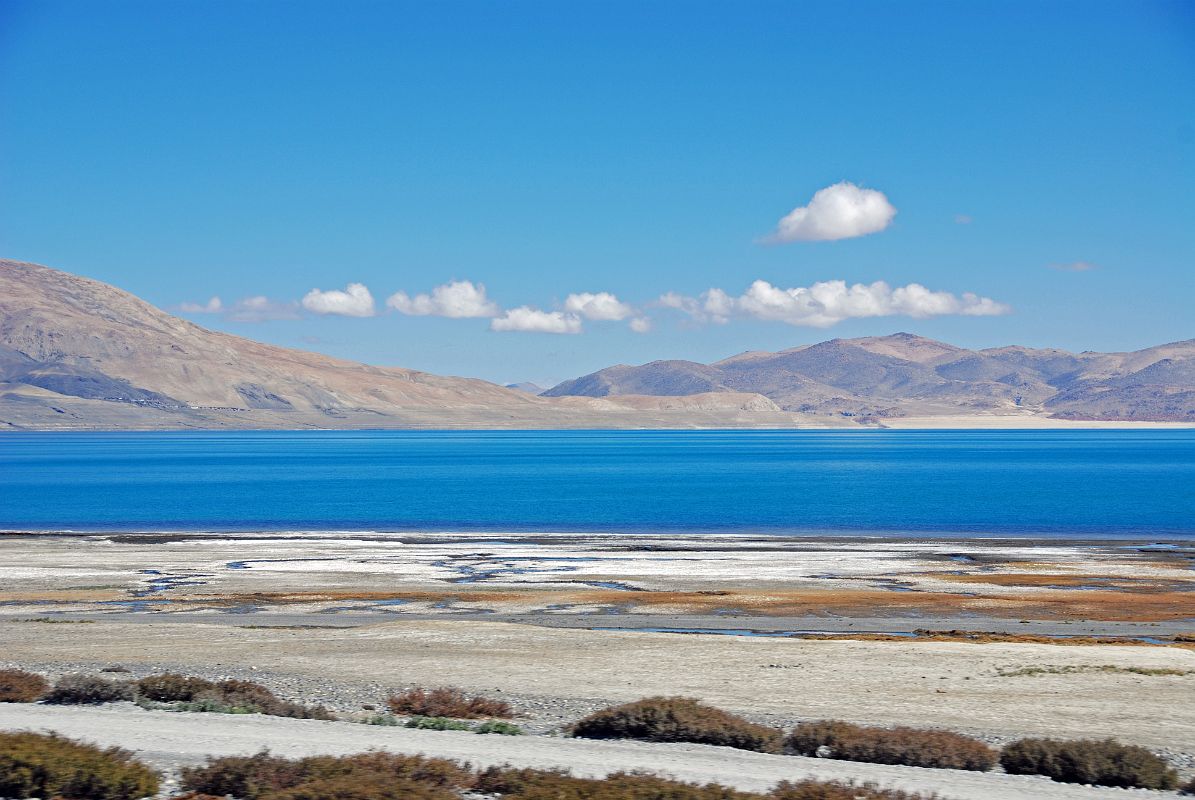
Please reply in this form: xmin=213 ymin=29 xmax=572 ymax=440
xmin=0 ymin=260 xmax=800 ymax=430
xmin=545 ymin=333 xmax=1195 ymax=422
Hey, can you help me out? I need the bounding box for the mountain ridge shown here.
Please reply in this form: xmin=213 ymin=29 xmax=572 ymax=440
xmin=544 ymin=332 xmax=1195 ymax=422
xmin=1 ymin=259 xmax=1192 ymax=429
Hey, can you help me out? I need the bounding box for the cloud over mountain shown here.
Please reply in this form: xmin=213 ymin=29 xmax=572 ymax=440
xmin=301 ymin=283 xmax=376 ymax=317
xmin=387 ymin=280 xmax=498 ymax=318
xmin=769 ymin=182 xmax=896 ymax=242
xmin=564 ymin=291 xmax=634 ymax=321
xmin=665 ymin=279 xmax=1011 ymax=327
xmin=490 ymin=306 xmax=582 ymax=334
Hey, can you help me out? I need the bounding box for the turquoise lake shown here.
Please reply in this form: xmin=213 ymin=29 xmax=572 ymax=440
xmin=1 ymin=430 xmax=1193 ymax=537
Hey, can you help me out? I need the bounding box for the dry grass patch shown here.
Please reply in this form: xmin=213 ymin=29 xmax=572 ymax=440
xmin=0 ymin=668 xmax=48 ymax=702
xmin=786 ymin=720 xmax=996 ymax=771
xmin=386 ymin=687 xmax=513 ymax=719
xmin=571 ymin=696 xmax=783 ymax=754
xmin=0 ymin=731 xmax=159 ymax=800
xmin=1000 ymin=737 xmax=1177 ymax=789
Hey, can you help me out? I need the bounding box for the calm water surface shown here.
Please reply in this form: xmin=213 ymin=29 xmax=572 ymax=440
xmin=1 ymin=430 xmax=1192 ymax=537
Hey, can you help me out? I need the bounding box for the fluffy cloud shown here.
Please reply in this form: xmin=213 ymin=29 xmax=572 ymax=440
xmin=663 ymin=280 xmax=1010 ymax=328
xmin=1049 ymin=261 xmax=1098 ymax=272
xmin=301 ymin=283 xmax=376 ymax=317
xmin=563 ymin=291 xmax=634 ymax=321
xmin=629 ymin=317 xmax=652 ymax=333
xmin=387 ymin=280 xmax=498 ymax=318
xmin=179 ymin=296 xmax=222 ymax=314
xmin=490 ymin=307 xmax=582 ymax=334
xmin=769 ymin=182 xmax=896 ymax=242
xmin=225 ymin=296 xmax=301 ymax=323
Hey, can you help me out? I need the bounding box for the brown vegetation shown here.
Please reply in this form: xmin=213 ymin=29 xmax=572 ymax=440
xmin=785 ymin=720 xmax=996 ymax=771
xmin=182 ymin=753 xmax=936 ymax=800
xmin=1000 ymin=737 xmax=1177 ymax=789
xmin=0 ymin=668 xmax=48 ymax=702
xmin=0 ymin=731 xmax=159 ymax=800
xmin=43 ymin=673 xmax=135 ymax=705
xmin=570 ymin=696 xmax=783 ymax=753
xmin=137 ymin=673 xmax=217 ymax=702
xmin=385 ymin=687 xmax=513 ymax=719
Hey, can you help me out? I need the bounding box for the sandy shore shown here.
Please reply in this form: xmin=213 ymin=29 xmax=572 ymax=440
xmin=2 ymin=531 xmax=1192 ymax=795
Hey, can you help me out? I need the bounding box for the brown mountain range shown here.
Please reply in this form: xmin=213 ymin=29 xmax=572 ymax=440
xmin=2 ymin=258 xmax=1191 ymax=429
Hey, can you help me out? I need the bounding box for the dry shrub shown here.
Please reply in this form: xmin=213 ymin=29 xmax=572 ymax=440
xmin=43 ymin=673 xmax=135 ymax=705
xmin=385 ymin=687 xmax=513 ymax=719
xmin=770 ymin=781 xmax=936 ymax=800
xmin=786 ymin=720 xmax=996 ymax=771
xmin=136 ymin=675 xmax=332 ymax=719
xmin=137 ymin=673 xmax=216 ymax=702
xmin=1000 ymin=737 xmax=1177 ymax=789
xmin=0 ymin=669 xmax=48 ymax=702
xmin=475 ymin=768 xmax=761 ymax=800
xmin=180 ymin=751 xmax=472 ymax=800
xmin=1181 ymin=775 xmax=1195 ymax=795
xmin=0 ymin=731 xmax=159 ymax=800
xmin=475 ymin=768 xmax=934 ymax=800
xmin=570 ymin=696 xmax=783 ymax=754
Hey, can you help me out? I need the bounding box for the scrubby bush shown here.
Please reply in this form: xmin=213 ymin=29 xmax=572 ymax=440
xmin=769 ymin=781 xmax=936 ymax=800
xmin=386 ymin=687 xmax=513 ymax=719
xmin=786 ymin=720 xmax=996 ymax=771
xmin=133 ymin=675 xmax=332 ymax=720
xmin=474 ymin=720 xmax=524 ymax=735
xmin=43 ymin=673 xmax=135 ymax=705
xmin=475 ymin=768 xmax=935 ymax=800
xmin=180 ymin=751 xmax=472 ymax=800
xmin=0 ymin=731 xmax=159 ymax=800
xmin=136 ymin=673 xmax=216 ymax=702
xmin=475 ymin=768 xmax=761 ymax=800
xmin=570 ymin=696 xmax=783 ymax=754
xmin=0 ymin=668 xmax=48 ymax=702
xmin=1000 ymin=737 xmax=1177 ymax=789
xmin=1181 ymin=775 xmax=1195 ymax=795
xmin=404 ymin=716 xmax=473 ymax=731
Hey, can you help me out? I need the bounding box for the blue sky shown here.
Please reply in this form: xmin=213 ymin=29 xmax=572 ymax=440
xmin=1 ymin=0 xmax=1192 ymax=386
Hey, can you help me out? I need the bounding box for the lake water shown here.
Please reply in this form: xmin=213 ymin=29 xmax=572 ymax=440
xmin=1 ymin=430 xmax=1193 ymax=538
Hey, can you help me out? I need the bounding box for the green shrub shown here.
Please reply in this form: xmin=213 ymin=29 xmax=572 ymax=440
xmin=404 ymin=715 xmax=473 ymax=731
xmin=1000 ymin=738 xmax=1177 ymax=789
xmin=386 ymin=687 xmax=513 ymax=719
xmin=570 ymin=696 xmax=783 ymax=754
xmin=43 ymin=673 xmax=135 ymax=705
xmin=136 ymin=673 xmax=216 ymax=702
xmin=786 ymin=720 xmax=996 ymax=771
xmin=0 ymin=669 xmax=48 ymax=702
xmin=0 ymin=731 xmax=159 ymax=800
xmin=180 ymin=751 xmax=472 ymax=800
xmin=474 ymin=720 xmax=524 ymax=735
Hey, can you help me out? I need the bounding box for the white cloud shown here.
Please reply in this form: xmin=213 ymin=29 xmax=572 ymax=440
xmin=179 ymin=296 xmax=222 ymax=314
xmin=387 ymin=280 xmax=499 ymax=318
xmin=225 ymin=296 xmax=301 ymax=323
xmin=628 ymin=317 xmax=652 ymax=333
xmin=1049 ymin=261 xmax=1098 ymax=272
xmin=301 ymin=283 xmax=376 ymax=317
xmin=490 ymin=307 xmax=582 ymax=334
xmin=769 ymin=182 xmax=896 ymax=242
xmin=563 ymin=291 xmax=634 ymax=321
xmin=954 ymin=214 xmax=973 ymax=225
xmin=662 ymin=280 xmax=1010 ymax=328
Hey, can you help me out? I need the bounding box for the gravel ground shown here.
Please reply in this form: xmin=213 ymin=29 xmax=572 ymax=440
xmin=0 ymin=703 xmax=1185 ymax=800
